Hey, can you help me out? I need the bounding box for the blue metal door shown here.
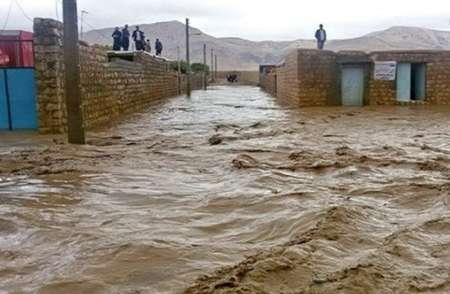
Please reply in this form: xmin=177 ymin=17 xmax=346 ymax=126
xmin=0 ymin=70 xmax=10 ymax=129
xmin=0 ymin=68 xmax=38 ymax=130
xmin=342 ymin=67 xmax=364 ymax=106
xmin=7 ymin=69 xmax=37 ymax=129
xmin=397 ymin=63 xmax=411 ymax=102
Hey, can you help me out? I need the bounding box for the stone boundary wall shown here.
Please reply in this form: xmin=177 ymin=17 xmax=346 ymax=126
xmin=34 ymin=18 xmax=201 ymax=133
xmin=260 ymin=49 xmax=450 ymax=107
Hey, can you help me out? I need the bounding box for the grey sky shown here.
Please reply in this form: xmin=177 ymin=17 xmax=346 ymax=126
xmin=1 ymin=0 xmax=450 ymax=41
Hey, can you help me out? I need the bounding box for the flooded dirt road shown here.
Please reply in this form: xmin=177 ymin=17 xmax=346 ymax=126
xmin=1 ymin=86 xmax=450 ymax=294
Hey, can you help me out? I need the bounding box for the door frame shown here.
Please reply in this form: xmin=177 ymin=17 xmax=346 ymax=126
xmin=337 ymin=63 xmax=370 ymax=106
xmin=396 ymin=62 xmax=412 ymax=102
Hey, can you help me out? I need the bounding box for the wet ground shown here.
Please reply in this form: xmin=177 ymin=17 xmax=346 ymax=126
xmin=0 ymin=86 xmax=449 ymax=294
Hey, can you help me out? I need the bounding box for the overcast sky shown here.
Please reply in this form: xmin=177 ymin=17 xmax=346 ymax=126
xmin=1 ymin=0 xmax=450 ymax=40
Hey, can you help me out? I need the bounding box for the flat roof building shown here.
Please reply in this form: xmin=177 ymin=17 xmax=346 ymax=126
xmin=260 ymin=49 xmax=450 ymax=106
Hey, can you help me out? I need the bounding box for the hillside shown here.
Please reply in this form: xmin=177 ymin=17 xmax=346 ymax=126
xmin=84 ymin=22 xmax=450 ymax=70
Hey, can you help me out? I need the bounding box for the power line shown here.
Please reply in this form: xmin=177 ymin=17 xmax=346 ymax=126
xmin=55 ymin=0 xmax=111 ymax=44
xmin=13 ymin=0 xmax=33 ymax=23
xmin=81 ymin=20 xmax=110 ymax=43
xmin=1 ymin=0 xmax=14 ymax=32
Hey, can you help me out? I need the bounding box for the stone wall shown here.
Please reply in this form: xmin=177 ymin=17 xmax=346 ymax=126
xmin=33 ymin=19 xmax=66 ymax=133
xmin=34 ymin=18 xmax=201 ymax=133
xmin=260 ymin=49 xmax=450 ymax=107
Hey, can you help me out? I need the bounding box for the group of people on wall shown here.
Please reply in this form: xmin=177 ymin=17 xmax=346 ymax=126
xmin=112 ymin=23 xmax=326 ymax=54
xmin=112 ymin=25 xmax=163 ymax=55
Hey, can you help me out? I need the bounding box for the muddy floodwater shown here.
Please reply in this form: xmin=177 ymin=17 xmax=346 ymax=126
xmin=1 ymin=86 xmax=449 ymax=294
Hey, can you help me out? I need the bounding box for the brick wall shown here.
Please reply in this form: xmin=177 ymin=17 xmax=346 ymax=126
xmin=276 ymin=51 xmax=299 ymax=106
xmin=259 ymin=69 xmax=277 ymax=97
xmin=34 ymin=18 xmax=201 ymax=133
xmin=296 ymin=50 xmax=337 ymax=106
xmin=268 ymin=50 xmax=337 ymax=107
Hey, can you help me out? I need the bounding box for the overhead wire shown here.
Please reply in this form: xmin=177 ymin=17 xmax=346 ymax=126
xmin=13 ymin=0 xmax=33 ymax=23
xmin=3 ymin=0 xmax=111 ymax=44
xmin=56 ymin=0 xmax=110 ymax=43
xmin=81 ymin=20 xmax=111 ymax=43
xmin=1 ymin=0 xmax=14 ymax=32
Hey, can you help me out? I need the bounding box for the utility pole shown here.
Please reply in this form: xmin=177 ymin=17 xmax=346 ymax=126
xmin=63 ymin=0 xmax=85 ymax=144
xmin=215 ymin=55 xmax=218 ymax=82
xmin=203 ymin=44 xmax=207 ymax=90
xmin=177 ymin=46 xmax=181 ymax=95
xmin=55 ymin=0 xmax=59 ymax=21
xmin=210 ymin=48 xmax=214 ymax=83
xmin=185 ymin=18 xmax=191 ymax=97
xmin=80 ymin=10 xmax=88 ymax=40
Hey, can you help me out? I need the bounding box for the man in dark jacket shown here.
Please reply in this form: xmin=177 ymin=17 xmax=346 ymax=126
xmin=112 ymin=27 xmax=122 ymax=51
xmin=315 ymin=24 xmax=327 ymax=50
xmin=155 ymin=38 xmax=163 ymax=56
xmin=122 ymin=24 xmax=130 ymax=51
xmin=132 ymin=26 xmax=145 ymax=51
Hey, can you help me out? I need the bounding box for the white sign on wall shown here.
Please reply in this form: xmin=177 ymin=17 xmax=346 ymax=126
xmin=374 ymin=62 xmax=397 ymax=80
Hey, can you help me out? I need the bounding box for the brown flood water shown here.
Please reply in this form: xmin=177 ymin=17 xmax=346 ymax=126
xmin=0 ymin=86 xmax=449 ymax=294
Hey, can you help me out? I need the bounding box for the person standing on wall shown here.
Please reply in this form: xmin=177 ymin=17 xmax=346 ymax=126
xmin=155 ymin=38 xmax=163 ymax=56
xmin=122 ymin=24 xmax=130 ymax=51
xmin=112 ymin=27 xmax=122 ymax=51
xmin=315 ymin=24 xmax=327 ymax=50
xmin=144 ymin=39 xmax=152 ymax=53
xmin=132 ymin=26 xmax=145 ymax=51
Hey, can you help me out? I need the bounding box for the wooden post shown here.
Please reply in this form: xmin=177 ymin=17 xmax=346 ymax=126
xmin=203 ymin=44 xmax=207 ymax=90
xmin=63 ymin=0 xmax=85 ymax=144
xmin=185 ymin=18 xmax=191 ymax=97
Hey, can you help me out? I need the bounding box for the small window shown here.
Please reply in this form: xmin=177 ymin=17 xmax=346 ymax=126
xmin=396 ymin=63 xmax=426 ymax=102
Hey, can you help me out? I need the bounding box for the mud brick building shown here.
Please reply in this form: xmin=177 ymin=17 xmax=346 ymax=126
xmin=260 ymin=49 xmax=450 ymax=107
xmin=34 ymin=18 xmax=201 ymax=134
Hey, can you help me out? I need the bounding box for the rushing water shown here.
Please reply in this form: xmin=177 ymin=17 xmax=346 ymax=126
xmin=0 ymin=86 xmax=449 ymax=294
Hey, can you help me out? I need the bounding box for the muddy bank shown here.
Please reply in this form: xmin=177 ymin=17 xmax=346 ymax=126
xmin=0 ymin=86 xmax=449 ymax=293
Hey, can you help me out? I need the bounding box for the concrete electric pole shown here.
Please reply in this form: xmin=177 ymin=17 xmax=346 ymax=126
xmin=80 ymin=10 xmax=88 ymax=40
xmin=185 ymin=18 xmax=191 ymax=97
xmin=203 ymin=44 xmax=207 ymax=90
xmin=210 ymin=48 xmax=214 ymax=83
xmin=215 ymin=55 xmax=218 ymax=82
xmin=63 ymin=0 xmax=85 ymax=144
xmin=55 ymin=0 xmax=59 ymax=21
xmin=177 ymin=46 xmax=181 ymax=94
